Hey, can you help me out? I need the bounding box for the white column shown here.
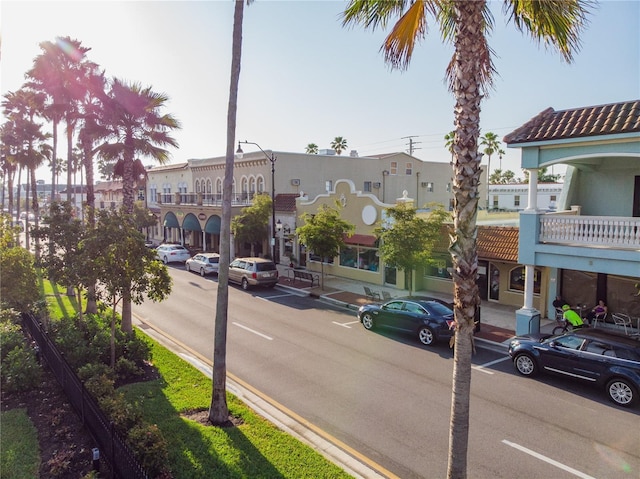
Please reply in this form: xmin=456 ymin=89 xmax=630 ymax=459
xmin=523 ymin=264 xmax=535 ymax=310
xmin=202 ymin=230 xmax=206 ymax=251
xmin=526 ymin=168 xmax=538 ymax=211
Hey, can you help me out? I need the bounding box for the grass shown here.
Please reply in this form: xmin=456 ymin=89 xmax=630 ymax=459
xmin=0 ymin=409 xmax=40 ymax=479
xmin=123 ymin=339 xmax=352 ymax=478
xmin=28 ymin=275 xmax=354 ymax=478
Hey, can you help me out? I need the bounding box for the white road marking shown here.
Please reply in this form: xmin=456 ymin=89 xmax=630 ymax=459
xmin=232 ymin=322 xmax=273 ymax=340
xmin=502 ymin=440 xmax=596 ymax=479
xmin=333 ymin=320 xmax=360 ymax=328
xmin=472 ymin=356 xmax=510 ymax=374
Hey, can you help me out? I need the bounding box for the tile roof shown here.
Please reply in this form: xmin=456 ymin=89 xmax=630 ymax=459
xmin=275 ymin=193 xmax=299 ymax=212
xmin=503 ymin=100 xmax=640 ymax=145
xmin=435 ymin=225 xmax=520 ymax=263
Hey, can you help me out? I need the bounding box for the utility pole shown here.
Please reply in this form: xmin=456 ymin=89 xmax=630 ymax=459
xmin=402 ymin=136 xmax=421 ymax=156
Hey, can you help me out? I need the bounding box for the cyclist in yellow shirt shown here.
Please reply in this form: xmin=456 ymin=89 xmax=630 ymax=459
xmin=562 ymin=304 xmax=585 ymax=329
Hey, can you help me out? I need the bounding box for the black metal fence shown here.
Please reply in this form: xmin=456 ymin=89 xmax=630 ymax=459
xmin=22 ymin=312 xmax=148 ymax=479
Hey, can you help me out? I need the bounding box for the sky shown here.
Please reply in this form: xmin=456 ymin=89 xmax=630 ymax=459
xmin=1 ymin=0 xmax=639 ymax=183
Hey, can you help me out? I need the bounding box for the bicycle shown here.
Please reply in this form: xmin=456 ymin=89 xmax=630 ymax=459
xmin=552 ymin=318 xmax=588 ymax=335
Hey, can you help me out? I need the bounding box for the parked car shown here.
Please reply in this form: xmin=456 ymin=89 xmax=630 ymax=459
xmin=155 ymin=244 xmax=191 ymax=264
xmin=357 ymin=297 xmax=456 ymax=346
xmin=228 ymin=257 xmax=278 ymax=290
xmin=407 ymin=295 xmax=481 ymax=333
xmin=186 ymin=252 xmax=220 ymax=276
xmin=508 ymin=329 xmax=640 ymax=407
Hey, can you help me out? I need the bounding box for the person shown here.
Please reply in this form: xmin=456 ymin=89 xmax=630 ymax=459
xmin=562 ymin=304 xmax=585 ymax=329
xmin=586 ymin=299 xmax=608 ymax=325
xmin=553 ymin=295 xmax=568 ymax=309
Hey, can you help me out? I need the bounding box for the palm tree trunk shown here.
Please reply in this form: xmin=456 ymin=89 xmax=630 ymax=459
xmin=447 ymin=2 xmax=485 ymax=479
xmin=84 ymin=145 xmax=98 ymax=314
xmin=210 ymin=0 xmax=245 ymax=425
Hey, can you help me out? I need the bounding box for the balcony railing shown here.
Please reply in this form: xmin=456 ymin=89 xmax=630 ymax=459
xmin=155 ymin=192 xmax=257 ymax=207
xmin=540 ymin=215 xmax=640 ymax=248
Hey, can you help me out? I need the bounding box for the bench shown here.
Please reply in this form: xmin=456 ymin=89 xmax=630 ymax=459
xmin=293 ymin=269 xmax=320 ymax=287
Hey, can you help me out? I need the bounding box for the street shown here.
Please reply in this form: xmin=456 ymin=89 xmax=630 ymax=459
xmin=133 ymin=266 xmax=640 ymax=479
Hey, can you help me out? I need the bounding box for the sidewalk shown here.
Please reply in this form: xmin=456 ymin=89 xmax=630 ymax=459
xmin=276 ymin=265 xmax=557 ymax=349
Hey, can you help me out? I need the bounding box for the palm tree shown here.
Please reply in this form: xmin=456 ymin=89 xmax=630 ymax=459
xmin=97 ymin=78 xmax=180 ymax=333
xmin=305 ymin=143 xmax=319 ymax=154
xmin=342 ymin=1 xmax=591 ymax=477
xmin=330 ymin=136 xmax=348 ymax=155
xmin=444 ymin=130 xmax=455 ymax=163
xmin=480 ymin=131 xmax=501 ymax=209
xmin=209 ymin=0 xmax=247 ymax=426
xmin=27 ymin=37 xmax=94 ymax=200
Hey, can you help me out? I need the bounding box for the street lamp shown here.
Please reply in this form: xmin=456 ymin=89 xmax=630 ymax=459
xmin=236 ymin=141 xmax=277 ymax=262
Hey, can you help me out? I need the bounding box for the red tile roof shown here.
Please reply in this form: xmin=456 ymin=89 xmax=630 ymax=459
xmin=435 ymin=225 xmax=519 ymax=262
xmin=503 ymin=100 xmax=640 ymax=144
xmin=275 ymin=193 xmax=299 ymax=212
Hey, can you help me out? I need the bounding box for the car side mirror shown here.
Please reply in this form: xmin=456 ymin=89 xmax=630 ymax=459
xmin=548 ymin=340 xmax=556 ymax=348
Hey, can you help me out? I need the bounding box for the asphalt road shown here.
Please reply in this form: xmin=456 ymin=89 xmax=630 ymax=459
xmin=133 ymin=266 xmax=640 ymax=479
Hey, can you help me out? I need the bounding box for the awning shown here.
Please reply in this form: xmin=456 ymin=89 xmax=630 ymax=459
xmin=205 ymin=215 xmax=221 ymax=234
xmin=182 ymin=213 xmax=202 ymax=231
xmin=344 ymin=234 xmax=377 ymax=247
xmin=163 ymin=212 xmax=179 ymax=228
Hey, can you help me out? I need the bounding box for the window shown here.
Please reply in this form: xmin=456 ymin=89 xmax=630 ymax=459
xmin=339 ymin=245 xmax=379 ymax=271
xmin=257 ymin=176 xmax=265 ymax=193
xmin=514 ymin=195 xmax=520 ymax=207
xmin=390 ymin=161 xmax=398 ymax=175
xmin=492 ymin=196 xmax=498 ymax=208
xmin=363 ymin=181 xmax=372 ymax=192
xmin=550 ymin=195 xmax=557 ymax=201
xmin=426 ymin=182 xmax=434 ymax=192
xmin=509 ymin=266 xmax=541 ymax=294
xmin=424 ymin=256 xmax=452 ymax=279
xmin=195 ymin=180 xmax=200 ymax=193
xmin=178 ymin=182 xmax=187 ymax=194
xmin=405 ymin=162 xmax=412 ymax=175
xmin=325 ymin=180 xmax=333 ymax=192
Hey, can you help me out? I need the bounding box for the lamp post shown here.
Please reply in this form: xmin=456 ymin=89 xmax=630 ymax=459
xmin=236 ymin=141 xmax=277 ymax=262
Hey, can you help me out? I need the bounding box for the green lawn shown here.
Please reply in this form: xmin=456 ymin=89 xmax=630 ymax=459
xmin=123 ymin=339 xmax=352 ymax=478
xmin=0 ymin=409 xmax=40 ymax=479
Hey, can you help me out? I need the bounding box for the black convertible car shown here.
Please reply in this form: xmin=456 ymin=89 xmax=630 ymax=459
xmin=508 ymin=328 xmax=640 ymax=407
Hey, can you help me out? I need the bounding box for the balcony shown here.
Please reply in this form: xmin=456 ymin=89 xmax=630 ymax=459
xmin=540 ymin=214 xmax=640 ymax=249
xmin=155 ymin=192 xmax=257 ymax=207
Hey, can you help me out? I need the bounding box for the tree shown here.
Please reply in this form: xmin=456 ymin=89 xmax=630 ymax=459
xmin=0 ymin=214 xmax=38 ymax=312
xmin=83 ymin=208 xmax=171 ymax=367
xmin=342 ymin=1 xmax=591 ymax=477
xmin=97 ymin=78 xmax=180 ymax=333
xmin=480 ymin=132 xmax=501 ymax=209
xmin=444 ymin=131 xmax=455 ymax=163
xmin=231 ymin=193 xmax=271 ymax=257
xmin=330 ymin=136 xmax=348 ymax=155
xmin=297 ymin=202 xmax=355 ymax=289
xmin=523 ymin=166 xmax=561 ymax=183
xmin=375 ymin=203 xmax=450 ymax=294
xmin=305 ymin=143 xmax=319 ymax=154
xmin=210 ymin=0 xmax=246 ymax=426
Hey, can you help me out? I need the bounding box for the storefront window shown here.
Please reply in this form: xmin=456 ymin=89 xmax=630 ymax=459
xmin=424 ymin=256 xmax=453 ymax=279
xmin=340 ymin=245 xmax=379 ymax=271
xmin=509 ymin=266 xmax=541 ymax=294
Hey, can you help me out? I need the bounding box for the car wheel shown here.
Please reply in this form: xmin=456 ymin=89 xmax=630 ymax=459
xmin=200 ymin=268 xmax=205 ymax=277
xmin=241 ymin=278 xmax=250 ymax=290
xmin=361 ymin=313 xmax=375 ymax=330
xmin=606 ymin=378 xmax=637 ymax=407
xmin=514 ymin=353 xmax=538 ymax=376
xmin=163 ymin=256 xmax=169 ymax=265
xmin=418 ymin=326 xmax=435 ymax=346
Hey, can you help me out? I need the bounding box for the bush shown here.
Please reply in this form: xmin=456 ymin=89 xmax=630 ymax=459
xmin=1 ymin=346 xmax=42 ymax=393
xmin=115 ymin=357 xmax=142 ymax=381
xmin=0 ymin=320 xmax=25 ymax=362
xmin=77 ymin=362 xmax=114 ymax=382
xmin=83 ymin=373 xmax=115 ymax=400
xmin=98 ymin=393 xmax=141 ymax=434
xmin=127 ymin=423 xmax=169 ymax=478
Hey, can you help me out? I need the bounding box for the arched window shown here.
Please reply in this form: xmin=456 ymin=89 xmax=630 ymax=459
xmin=216 ymin=178 xmax=222 ymax=194
xmin=257 ymin=175 xmax=265 ymax=193
xmin=195 ymin=179 xmax=200 ymax=193
xmin=241 ymin=177 xmax=248 ymax=193
xmin=249 ymin=176 xmax=256 ymax=193
xmin=206 ymin=179 xmax=212 ymax=194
